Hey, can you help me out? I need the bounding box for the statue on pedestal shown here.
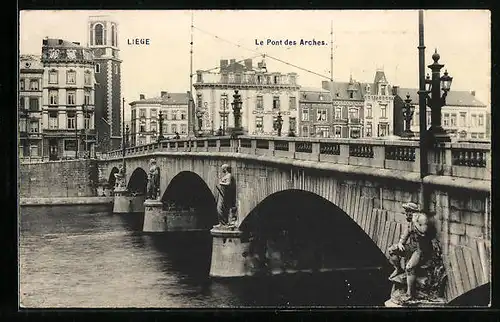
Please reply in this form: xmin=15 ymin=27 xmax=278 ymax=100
xmin=147 ymin=158 xmax=160 ymax=200
xmin=114 ymin=164 xmax=126 ymax=190
xmin=387 ymin=202 xmax=447 ymax=305
xmin=214 ymin=164 xmax=237 ymax=228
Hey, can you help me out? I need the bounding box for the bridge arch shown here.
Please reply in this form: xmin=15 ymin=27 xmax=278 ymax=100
xmin=239 ymin=189 xmax=389 ymax=272
xmin=161 ymin=171 xmax=218 ymax=229
xmin=127 ymin=167 xmax=148 ymax=194
xmin=108 ymin=167 xmax=119 ymax=188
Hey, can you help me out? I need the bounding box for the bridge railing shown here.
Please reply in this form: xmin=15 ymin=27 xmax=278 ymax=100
xmin=104 ymin=136 xmax=490 ymax=181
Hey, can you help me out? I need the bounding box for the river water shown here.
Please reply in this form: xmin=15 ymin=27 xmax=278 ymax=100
xmin=19 ymin=205 xmax=390 ymax=308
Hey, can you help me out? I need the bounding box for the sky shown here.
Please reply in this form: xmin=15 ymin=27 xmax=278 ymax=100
xmin=20 ymin=10 xmax=490 ymax=121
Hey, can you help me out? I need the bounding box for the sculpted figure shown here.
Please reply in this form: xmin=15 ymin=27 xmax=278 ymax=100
xmin=114 ymin=165 xmax=126 ymax=189
xmin=387 ymin=202 xmax=446 ymax=305
xmin=147 ymin=158 xmax=160 ymax=200
xmin=215 ymin=164 xmax=237 ymax=227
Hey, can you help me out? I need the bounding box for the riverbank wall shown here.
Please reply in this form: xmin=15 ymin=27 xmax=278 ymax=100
xmin=20 ymin=196 xmax=114 ymax=206
xmin=19 ymin=159 xmax=100 ymax=198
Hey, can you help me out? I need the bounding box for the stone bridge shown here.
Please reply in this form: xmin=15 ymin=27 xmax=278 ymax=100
xmin=100 ymin=135 xmax=491 ymax=304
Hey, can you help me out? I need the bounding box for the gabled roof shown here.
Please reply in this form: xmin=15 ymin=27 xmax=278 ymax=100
xmin=397 ymin=87 xmax=486 ymax=107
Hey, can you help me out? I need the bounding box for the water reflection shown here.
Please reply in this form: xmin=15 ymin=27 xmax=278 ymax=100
xmin=20 ymin=206 xmax=389 ymax=308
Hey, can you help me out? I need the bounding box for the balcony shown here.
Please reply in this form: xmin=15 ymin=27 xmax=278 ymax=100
xmin=349 ymin=118 xmax=361 ymax=124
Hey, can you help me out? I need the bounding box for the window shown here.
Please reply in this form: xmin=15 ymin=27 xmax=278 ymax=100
xmin=350 ymin=128 xmax=361 ymax=139
xmin=478 ymin=114 xmax=484 ymax=126
xmin=181 ymin=124 xmax=187 ymax=134
xmin=257 ymin=75 xmax=262 ymax=84
xmin=256 ymin=96 xmax=264 ymax=110
xmin=317 ymin=109 xmax=327 ymax=122
xmin=66 ymin=70 xmax=76 ymax=84
xmin=151 ymin=109 xmax=158 ymax=118
xmin=366 ymin=104 xmax=372 ymax=118
xmin=172 ymin=110 xmax=178 ymax=120
xmin=84 ymin=71 xmax=91 ymax=85
xmin=380 ymin=104 xmax=387 ymax=118
xmin=181 ymin=111 xmax=186 ymax=120
xmin=150 ymin=121 xmax=157 ymax=133
xmin=67 ymin=112 xmax=76 ymax=129
xmin=139 ymin=109 xmax=146 ymax=118
xmin=30 ymin=120 xmax=39 ymax=133
xmin=171 ymin=124 xmax=177 ymax=133
xmin=49 ymin=112 xmax=58 ymax=129
xmin=366 ymin=85 xmax=371 ymax=94
xmin=197 ymin=94 xmax=202 ymax=109
xmin=49 ymin=90 xmax=58 ymax=105
xmin=301 ymin=108 xmax=309 ymax=122
xmin=334 ymin=126 xmax=342 ymax=138
xmin=19 ymin=97 xmax=25 ymax=110
xmin=84 ymin=113 xmax=91 ymax=129
xmin=140 ymin=123 xmax=146 ymax=132
xmin=381 ymin=85 xmax=387 ymax=96
xmin=49 ymin=70 xmax=58 ymax=84
xmin=84 ymin=90 xmax=91 ymax=105
xmin=349 ymin=108 xmax=358 ymax=119
xmin=30 ymin=144 xmax=39 ymax=157
xmin=289 ymin=117 xmax=296 ymax=133
xmin=235 ymin=73 xmax=242 ymax=83
xmin=19 ymin=119 xmax=27 ymax=133
xmin=95 ymin=64 xmax=100 ymax=73
xmin=67 ymin=91 xmax=76 ymax=106
xmin=302 ymin=125 xmax=309 ymax=137
xmin=378 ymin=123 xmax=389 ymax=137
xmin=274 ymin=75 xmax=279 ymax=84
xmin=273 ymin=96 xmax=280 ymax=110
xmin=443 ymin=113 xmax=450 ymax=126
xmin=349 ymin=92 xmax=353 ymax=99
xmin=255 ymin=116 xmax=264 ymax=131
xmin=450 ymin=113 xmax=457 ymax=127
xmin=471 ymin=114 xmax=477 ymax=127
xmin=30 ymin=79 xmax=39 ymax=91
xmin=20 ymin=79 xmax=25 ymax=90
xmin=459 ymin=131 xmax=467 ymax=139
xmin=289 ymin=97 xmax=297 ymax=110
xmin=64 ymin=139 xmax=77 ymax=151
xmin=335 ymin=107 xmax=342 ymax=120
xmin=366 ymin=123 xmax=372 ymax=137
xmin=29 ymin=98 xmax=39 ymax=111
xmin=316 ymin=126 xmax=330 ymax=138
xmin=460 ymin=113 xmax=467 ymax=127
xmin=111 ymin=25 xmax=116 ymax=46
xmin=95 ymin=24 xmax=104 ymax=45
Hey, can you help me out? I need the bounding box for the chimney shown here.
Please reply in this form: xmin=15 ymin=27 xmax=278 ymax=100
xmin=244 ymin=59 xmax=252 ymax=70
xmin=220 ymin=59 xmax=228 ymax=70
xmin=161 ymin=91 xmax=167 ymax=97
xmin=140 ymin=94 xmax=145 ymax=100
xmin=471 ymin=90 xmax=476 ymax=96
xmin=58 ymin=39 xmax=63 ymax=45
xmin=392 ymin=86 xmax=399 ymax=96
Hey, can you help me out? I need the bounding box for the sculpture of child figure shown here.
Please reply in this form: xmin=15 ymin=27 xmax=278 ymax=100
xmin=387 ymin=202 xmax=443 ymax=304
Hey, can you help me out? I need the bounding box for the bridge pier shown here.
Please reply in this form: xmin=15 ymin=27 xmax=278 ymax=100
xmin=143 ymin=199 xmax=165 ymax=232
xmin=209 ymin=227 xmax=251 ymax=278
xmin=143 ymin=201 xmax=204 ymax=232
xmin=113 ymin=189 xmax=146 ymax=214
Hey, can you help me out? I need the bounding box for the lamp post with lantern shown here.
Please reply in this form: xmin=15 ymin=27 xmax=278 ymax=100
xmin=274 ymin=111 xmax=283 ymax=137
xmin=401 ymin=93 xmax=415 ymax=138
xmin=196 ymin=109 xmax=204 ymax=136
xmin=158 ymin=110 xmax=164 ymax=142
xmin=424 ymin=49 xmax=453 ymax=142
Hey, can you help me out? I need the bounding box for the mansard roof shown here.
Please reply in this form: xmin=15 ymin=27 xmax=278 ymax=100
xmin=397 ymin=87 xmax=486 ymax=107
xmin=299 ymin=87 xmax=332 ymax=101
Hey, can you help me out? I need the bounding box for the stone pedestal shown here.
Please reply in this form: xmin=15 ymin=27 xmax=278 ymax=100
xmin=112 ymin=188 xmax=130 ymax=214
xmin=384 ymin=298 xmax=447 ymax=307
xmin=209 ymin=226 xmax=250 ymax=278
xmin=165 ymin=207 xmax=202 ymax=232
xmin=143 ymin=199 xmax=166 ymax=232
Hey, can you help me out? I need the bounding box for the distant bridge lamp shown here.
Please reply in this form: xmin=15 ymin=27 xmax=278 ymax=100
xmin=401 ymin=94 xmax=415 ymax=138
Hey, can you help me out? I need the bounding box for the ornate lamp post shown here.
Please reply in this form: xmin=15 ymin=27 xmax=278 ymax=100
xmin=401 ymin=94 xmax=415 ymax=138
xmin=196 ymin=109 xmax=204 ymax=136
xmin=274 ymin=111 xmax=283 ymax=137
xmin=425 ymin=49 xmax=453 ymax=142
xmin=231 ymin=89 xmax=243 ymax=137
xmin=125 ymin=124 xmax=130 ymax=147
xmin=158 ymin=110 xmax=164 ymax=142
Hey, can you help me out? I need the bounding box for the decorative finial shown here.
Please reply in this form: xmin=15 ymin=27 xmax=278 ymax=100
xmin=432 ymin=48 xmax=440 ymax=62
xmin=406 ymin=93 xmax=410 ymax=100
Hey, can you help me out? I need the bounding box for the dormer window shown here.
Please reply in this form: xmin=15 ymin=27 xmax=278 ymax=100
xmin=349 ymin=92 xmax=354 ymax=99
xmin=381 ymin=84 xmax=387 ymax=96
xmin=274 ymin=75 xmax=279 ymax=84
xmin=366 ymin=84 xmax=371 ymax=94
xmin=319 ymin=94 xmax=323 ymax=101
xmin=49 ymin=70 xmax=58 ymax=84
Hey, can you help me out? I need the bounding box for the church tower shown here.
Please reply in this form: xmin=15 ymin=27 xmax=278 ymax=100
xmin=87 ymin=15 xmax=122 ymax=152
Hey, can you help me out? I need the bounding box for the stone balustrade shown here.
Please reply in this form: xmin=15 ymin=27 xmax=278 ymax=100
xmin=103 ymin=136 xmax=491 ymax=182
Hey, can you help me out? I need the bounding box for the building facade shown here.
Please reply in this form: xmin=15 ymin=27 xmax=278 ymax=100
xmin=19 ymin=55 xmax=44 ymax=160
xmin=40 ymin=39 xmax=97 ymax=160
xmin=298 ymin=87 xmax=333 ymax=137
xmin=194 ymin=58 xmax=300 ymax=136
xmin=88 ymin=15 xmax=122 ymax=151
xmin=393 ymin=88 xmax=489 ymax=140
xmin=129 ymin=92 xmax=192 ymax=146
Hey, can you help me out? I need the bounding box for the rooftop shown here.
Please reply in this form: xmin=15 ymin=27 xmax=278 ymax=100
xmin=396 ymin=87 xmax=486 ymax=107
xmin=130 ymin=92 xmax=191 ymax=106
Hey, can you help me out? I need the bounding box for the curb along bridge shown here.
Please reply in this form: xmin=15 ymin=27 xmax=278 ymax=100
xmin=101 ymin=135 xmax=491 ymax=306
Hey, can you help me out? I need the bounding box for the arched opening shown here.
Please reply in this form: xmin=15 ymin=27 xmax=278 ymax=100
xmin=94 ymin=23 xmax=104 ymax=45
xmin=237 ymin=189 xmax=391 ymax=305
xmin=448 ymin=283 xmax=490 ymax=307
xmin=161 ymin=171 xmax=218 ymax=229
xmin=108 ymin=167 xmax=119 ymax=188
xmin=127 ymin=168 xmax=148 ymax=195
xmin=111 ymin=25 xmax=116 ymax=46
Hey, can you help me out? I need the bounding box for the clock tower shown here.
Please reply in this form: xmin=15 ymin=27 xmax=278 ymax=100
xmin=88 ymin=15 xmax=122 ymax=152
